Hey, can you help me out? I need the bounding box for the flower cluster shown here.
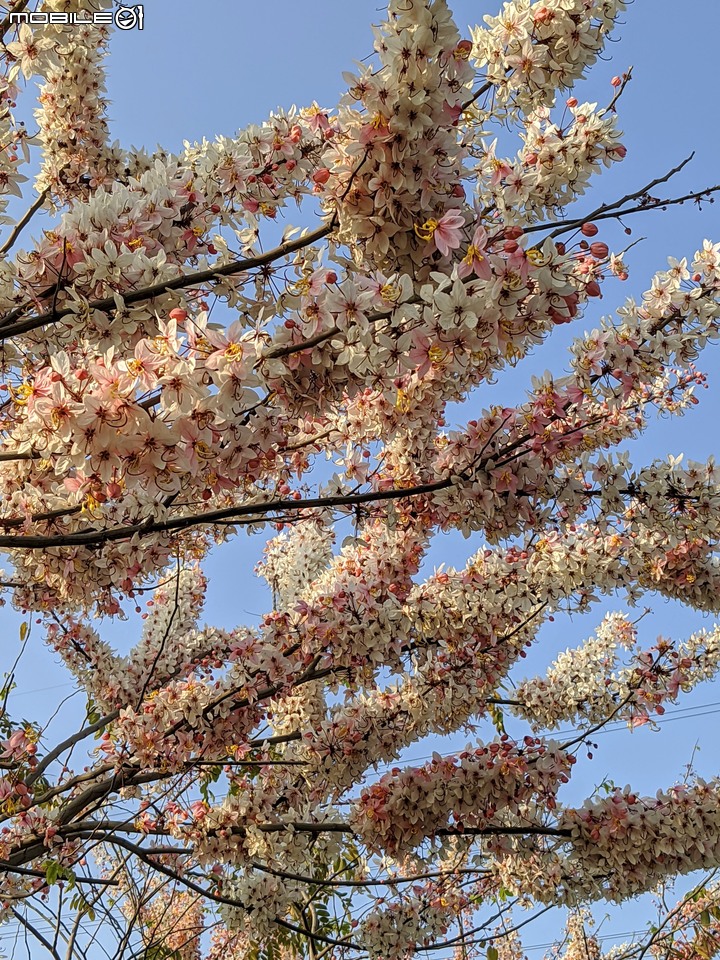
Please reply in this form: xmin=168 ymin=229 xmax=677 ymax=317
xmin=352 ymin=738 xmax=573 ymax=856
xmin=513 ymin=613 xmax=720 ymax=730
xmin=256 ymin=516 xmax=334 ymax=607
xmin=482 ymin=101 xmax=626 ymax=224
xmin=324 ymin=0 xmax=474 ymax=273
xmin=472 ymin=0 xmax=628 ymax=114
xmin=136 ymin=891 xmax=203 ymax=960
xmin=360 ymin=884 xmax=465 ymax=960
xmin=560 ymin=779 xmax=720 ymax=901
xmin=218 ymin=871 xmax=304 ymax=940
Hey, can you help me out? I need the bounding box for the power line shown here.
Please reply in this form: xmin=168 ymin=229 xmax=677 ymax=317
xmin=369 ymin=698 xmax=720 ymax=775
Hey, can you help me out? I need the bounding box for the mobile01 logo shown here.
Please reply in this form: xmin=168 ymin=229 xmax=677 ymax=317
xmin=10 ymin=5 xmax=145 ymax=30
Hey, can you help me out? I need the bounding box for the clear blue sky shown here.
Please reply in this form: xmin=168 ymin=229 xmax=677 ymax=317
xmin=3 ymin=1 xmax=720 ymax=953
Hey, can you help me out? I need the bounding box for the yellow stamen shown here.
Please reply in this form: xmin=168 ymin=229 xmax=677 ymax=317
xmin=502 ymin=270 xmax=524 ymax=291
xmin=395 ymin=389 xmax=411 ymax=413
xmin=463 ymin=244 xmax=484 ymax=266
xmin=414 ymin=218 xmax=438 ymax=242
xmin=196 ymin=441 xmax=214 ymax=460
xmin=428 ymin=343 xmax=447 ymax=365
xmin=380 ymin=283 xmax=400 ymax=302
xmin=9 ymin=383 xmax=34 ymax=406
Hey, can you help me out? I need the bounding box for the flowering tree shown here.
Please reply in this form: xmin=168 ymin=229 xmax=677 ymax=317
xmin=0 ymin=0 xmax=720 ymax=957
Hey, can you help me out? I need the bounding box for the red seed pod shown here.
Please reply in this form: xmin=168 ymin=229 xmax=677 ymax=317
xmin=590 ymin=241 xmax=609 ymax=258
xmin=580 ymin=223 xmax=599 ymax=237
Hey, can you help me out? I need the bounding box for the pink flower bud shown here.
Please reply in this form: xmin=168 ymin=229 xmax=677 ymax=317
xmin=312 ymin=167 xmax=331 ymax=186
xmin=611 ymin=75 xmax=622 ymax=87
xmin=590 ymin=241 xmax=609 ymax=258
xmin=580 ymin=222 xmax=598 ymax=237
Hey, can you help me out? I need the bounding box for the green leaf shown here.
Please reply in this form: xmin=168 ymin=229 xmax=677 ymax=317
xmin=43 ymin=859 xmax=60 ymax=886
xmin=19 ymin=622 xmax=28 ymax=642
xmin=488 ymin=703 xmax=505 ymax=735
xmin=86 ymin=697 xmax=101 ymax=727
xmin=487 ymin=947 xmax=499 ymax=960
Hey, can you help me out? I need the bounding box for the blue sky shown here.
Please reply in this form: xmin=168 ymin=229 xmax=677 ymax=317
xmin=2 ymin=0 xmax=720 ymax=953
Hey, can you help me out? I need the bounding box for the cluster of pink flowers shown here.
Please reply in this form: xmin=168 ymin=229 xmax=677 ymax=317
xmin=513 ymin=612 xmax=720 ymax=730
xmin=360 ymin=883 xmax=466 ymax=960
xmin=323 ymin=0 xmax=474 ymax=274
xmin=472 ymin=0 xmax=628 ymax=113
xmin=482 ymin=100 xmax=626 ymax=224
xmin=134 ymin=891 xmax=203 ymax=960
xmin=352 ymin=738 xmax=573 ymax=856
xmin=559 ymin=780 xmax=720 ymax=900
